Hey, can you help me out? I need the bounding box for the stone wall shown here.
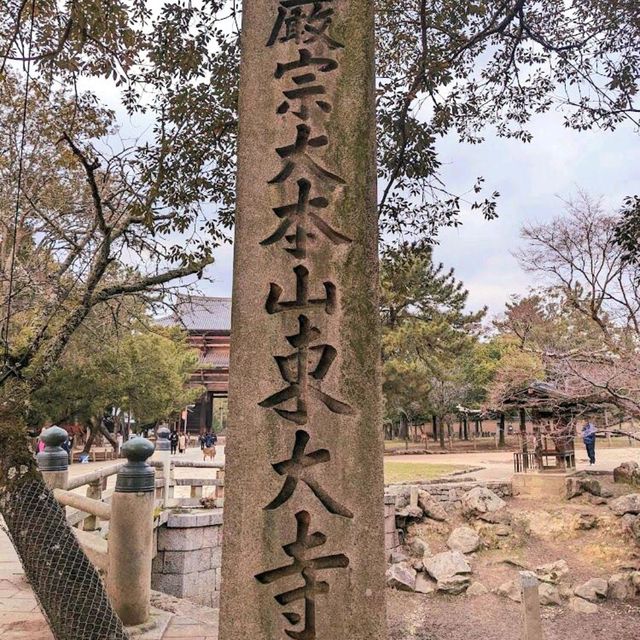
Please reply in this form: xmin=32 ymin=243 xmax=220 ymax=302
xmin=386 ymin=480 xmax=512 ymax=513
xmin=152 ymin=509 xmax=223 ymax=609
xmin=384 ymin=494 xmax=400 ymax=556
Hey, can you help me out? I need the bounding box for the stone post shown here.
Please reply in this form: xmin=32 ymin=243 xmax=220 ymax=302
xmin=219 ymin=2 xmax=385 ymax=639
xmin=154 ymin=425 xmax=172 ymax=507
xmin=37 ymin=426 xmax=69 ymax=490
xmin=108 ymin=437 xmax=156 ymax=626
xmin=82 ymin=479 xmax=102 ymax=531
xmin=520 ymin=571 xmax=544 ymax=640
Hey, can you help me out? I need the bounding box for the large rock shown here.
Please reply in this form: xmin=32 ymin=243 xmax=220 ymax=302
xmin=466 ymin=581 xmax=489 ymax=596
xmin=608 ymin=573 xmax=635 ymax=600
xmin=610 ymin=493 xmax=640 ymax=516
xmin=573 ymin=512 xmax=599 ymax=531
xmin=461 ymin=487 xmax=506 ymax=518
xmin=569 ymin=596 xmax=598 ymax=614
xmin=386 ymin=563 xmax=417 ymax=592
xmin=535 ymin=560 xmax=570 ymax=584
xmin=417 ymin=490 xmax=448 ymax=522
xmin=447 ymin=526 xmax=481 ymax=554
xmin=478 ymin=510 xmax=512 ymax=525
xmin=395 ymin=505 xmax=424 ymax=521
xmin=497 ymin=579 xmax=521 ymax=602
xmin=389 ymin=550 xmax=409 ymax=564
xmin=424 ymin=551 xmax=471 ymax=582
xmin=409 ymin=537 xmax=432 ymax=559
xmin=566 ymin=477 xmax=601 ymax=499
xmin=613 ymin=461 xmax=640 ymax=486
xmin=539 ymin=582 xmax=562 ymax=606
xmin=414 ymin=573 xmax=436 ymax=594
xmin=574 ymin=578 xmax=608 ymax=602
xmin=437 ymin=574 xmax=470 ymax=594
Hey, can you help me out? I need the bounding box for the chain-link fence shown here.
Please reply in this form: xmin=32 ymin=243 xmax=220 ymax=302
xmin=1 ymin=477 xmax=128 ymax=640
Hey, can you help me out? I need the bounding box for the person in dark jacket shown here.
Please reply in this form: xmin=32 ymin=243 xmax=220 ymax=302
xmin=581 ymin=422 xmax=597 ymax=465
xmin=169 ymin=429 xmax=179 ymax=455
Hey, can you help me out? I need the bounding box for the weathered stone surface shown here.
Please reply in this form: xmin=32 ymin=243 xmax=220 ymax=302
xmin=538 ymin=582 xmax=562 ymax=606
xmin=158 ymin=527 xmax=204 ymax=552
xmin=162 ymin=548 xmax=212 ymax=575
xmin=414 ymin=573 xmax=436 ymax=594
xmin=437 ymin=575 xmax=470 ymax=594
xmin=218 ymin=2 xmax=384 ymax=639
xmin=613 ymin=461 xmax=640 ymax=486
xmin=610 ymin=493 xmax=640 ymax=516
xmin=573 ymin=512 xmax=599 ymax=530
xmin=461 ymin=487 xmax=506 ymax=518
xmin=386 ymin=563 xmax=417 ymax=592
xmin=496 ymin=580 xmax=521 ymax=602
xmin=417 ymin=490 xmax=448 ymax=521
xmin=477 ymin=509 xmax=512 ymax=525
xmin=608 ymin=573 xmax=635 ymax=600
xmin=396 ymin=505 xmax=424 ymax=521
xmin=466 ymin=581 xmax=489 ymax=596
xmin=447 ymin=526 xmax=481 ymax=554
xmin=409 ymin=537 xmax=432 ymax=559
xmin=424 ymin=551 xmax=471 ymax=583
xmin=389 ymin=550 xmax=409 ymax=564
xmin=535 ymin=560 xmax=570 ymax=584
xmin=494 ymin=525 xmax=511 ymax=537
xmin=574 ymin=578 xmax=608 ymax=602
xmin=412 ymin=559 xmax=424 ymax=573
xmin=566 ymin=477 xmax=601 ymax=499
xmin=569 ymin=596 xmax=598 ymax=614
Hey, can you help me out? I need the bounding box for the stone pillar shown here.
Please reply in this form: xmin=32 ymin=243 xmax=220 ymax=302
xmin=37 ymin=426 xmax=69 ymax=490
xmin=108 ymin=438 xmax=156 ymax=626
xmin=82 ymin=479 xmax=102 ymax=531
xmin=520 ymin=571 xmax=544 ymax=640
xmin=219 ymin=2 xmax=385 ymax=640
xmin=154 ymin=425 xmax=172 ymax=507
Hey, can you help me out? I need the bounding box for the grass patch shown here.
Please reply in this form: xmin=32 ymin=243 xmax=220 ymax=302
xmin=384 ymin=461 xmax=470 ymax=484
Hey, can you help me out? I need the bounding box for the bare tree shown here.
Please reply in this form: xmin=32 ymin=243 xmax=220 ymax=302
xmin=503 ymin=193 xmax=640 ymax=415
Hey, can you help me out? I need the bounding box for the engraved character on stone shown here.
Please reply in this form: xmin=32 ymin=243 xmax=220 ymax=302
xmin=259 ymin=315 xmax=354 ymax=425
xmin=265 ymin=429 xmax=353 ymax=517
xmin=261 ymin=178 xmax=351 ymax=258
xmin=269 ymin=124 xmax=345 ymax=185
xmin=255 ymin=510 xmax=350 ymax=640
xmin=268 ymin=1 xmax=344 ymax=50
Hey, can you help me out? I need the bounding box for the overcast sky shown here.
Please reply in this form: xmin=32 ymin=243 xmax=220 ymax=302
xmin=203 ymin=111 xmax=638 ymax=319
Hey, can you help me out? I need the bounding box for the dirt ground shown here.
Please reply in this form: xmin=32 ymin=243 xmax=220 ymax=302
xmin=386 ymin=475 xmax=640 ymax=640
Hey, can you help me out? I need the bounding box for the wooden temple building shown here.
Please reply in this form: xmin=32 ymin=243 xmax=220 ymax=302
xmin=162 ymin=296 xmax=231 ymax=433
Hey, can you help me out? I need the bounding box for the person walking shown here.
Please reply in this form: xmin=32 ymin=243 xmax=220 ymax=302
xmin=582 ymin=421 xmax=597 ymax=465
xmin=178 ymin=432 xmax=187 ymax=454
xmin=170 ymin=429 xmax=179 ymax=455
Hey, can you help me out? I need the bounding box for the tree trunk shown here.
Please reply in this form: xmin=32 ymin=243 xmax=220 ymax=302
xmin=499 ymin=413 xmax=506 ymax=448
xmin=432 ymin=415 xmax=437 ymax=441
xmin=98 ymin=421 xmax=118 ymax=451
xmin=438 ymin=416 xmax=445 ymax=449
xmin=82 ymin=422 xmax=97 ymax=454
xmin=463 ymin=415 xmax=469 ymax=441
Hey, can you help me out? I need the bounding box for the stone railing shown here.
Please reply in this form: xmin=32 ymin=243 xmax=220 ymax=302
xmin=38 ymin=427 xmax=157 ymax=627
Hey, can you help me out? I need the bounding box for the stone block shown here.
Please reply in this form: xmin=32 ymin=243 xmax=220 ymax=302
xmin=167 ymin=512 xmax=201 ymax=528
xmin=210 ymin=546 xmax=222 ymax=569
xmin=152 ymin=551 xmax=164 ymax=574
xmin=151 ymin=572 xmax=186 ymax=598
xmin=163 ymin=548 xmax=211 ymax=575
xmin=202 ymin=524 xmax=220 ymax=548
xmin=158 ymin=526 xmax=203 ymax=551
